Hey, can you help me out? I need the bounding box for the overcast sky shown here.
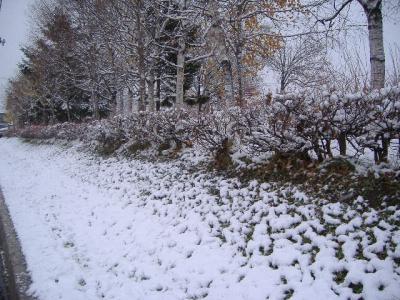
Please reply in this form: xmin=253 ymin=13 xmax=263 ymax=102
xmin=0 ymin=0 xmax=399 ymax=111
xmin=0 ymin=0 xmax=33 ymax=111
xmin=262 ymin=2 xmax=400 ymax=93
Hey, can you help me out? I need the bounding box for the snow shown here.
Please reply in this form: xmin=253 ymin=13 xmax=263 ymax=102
xmin=0 ymin=138 xmax=399 ymax=300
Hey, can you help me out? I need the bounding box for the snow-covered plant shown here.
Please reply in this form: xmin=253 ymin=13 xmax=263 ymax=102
xmin=88 ymin=117 xmax=127 ymax=155
xmin=12 ymin=84 xmax=400 ymax=164
xmin=194 ymin=107 xmax=244 ymax=152
xmin=246 ymin=93 xmax=315 ymax=156
xmin=120 ymin=113 xmax=154 ymax=145
xmin=18 ymin=125 xmax=54 ymax=140
xmin=352 ymin=85 xmax=400 ymax=161
xmin=150 ymin=109 xmax=195 ymax=149
xmin=245 ymin=85 xmax=400 ymax=163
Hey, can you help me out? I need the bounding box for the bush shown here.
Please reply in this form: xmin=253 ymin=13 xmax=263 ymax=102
xmin=150 ymin=109 xmax=194 ymax=150
xmin=195 ymin=107 xmax=243 ymax=151
xmin=11 ymin=84 xmax=400 ymax=165
xmin=18 ymin=125 xmax=56 ymax=139
xmin=90 ymin=118 xmax=126 ymax=155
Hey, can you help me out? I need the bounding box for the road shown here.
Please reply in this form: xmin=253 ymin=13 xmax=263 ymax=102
xmin=0 ymin=236 xmax=11 ymax=300
xmin=0 ymin=190 xmax=14 ymax=300
xmin=0 ymin=188 xmax=34 ymax=300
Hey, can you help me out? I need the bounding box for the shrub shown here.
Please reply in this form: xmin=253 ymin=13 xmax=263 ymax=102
xmin=11 ymin=84 xmax=400 ymax=165
xmin=150 ymin=109 xmax=194 ymax=150
xmin=195 ymin=107 xmax=243 ymax=151
xmin=91 ymin=118 xmax=126 ymax=155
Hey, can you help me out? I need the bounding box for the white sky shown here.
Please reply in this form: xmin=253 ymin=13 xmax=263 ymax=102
xmin=0 ymin=0 xmax=33 ymax=111
xmin=332 ymin=1 xmax=400 ymax=77
xmin=0 ymin=0 xmax=399 ymax=110
xmin=262 ymin=2 xmax=400 ymax=93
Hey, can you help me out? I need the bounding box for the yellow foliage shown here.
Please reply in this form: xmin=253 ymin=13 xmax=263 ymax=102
xmin=240 ymin=0 xmax=298 ymax=74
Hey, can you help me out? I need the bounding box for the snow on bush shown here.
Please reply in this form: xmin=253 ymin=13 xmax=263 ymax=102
xmin=194 ymin=107 xmax=245 ymax=152
xmin=148 ymin=109 xmax=194 ymax=149
xmin=246 ymin=85 xmax=400 ymax=162
xmin=13 ymin=85 xmax=400 ymax=164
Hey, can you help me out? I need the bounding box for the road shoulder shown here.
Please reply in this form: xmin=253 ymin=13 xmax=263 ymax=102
xmin=0 ymin=188 xmax=35 ymax=300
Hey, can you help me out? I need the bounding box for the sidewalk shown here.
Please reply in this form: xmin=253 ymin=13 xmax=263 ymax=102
xmin=0 ymin=188 xmax=34 ymax=300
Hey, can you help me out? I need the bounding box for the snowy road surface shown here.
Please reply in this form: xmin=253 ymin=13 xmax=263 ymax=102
xmin=0 ymin=138 xmax=399 ymax=300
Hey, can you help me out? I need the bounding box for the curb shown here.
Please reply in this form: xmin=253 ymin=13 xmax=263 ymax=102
xmin=0 ymin=188 xmax=35 ymax=300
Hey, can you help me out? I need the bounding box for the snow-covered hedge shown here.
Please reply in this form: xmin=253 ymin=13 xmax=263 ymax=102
xmin=13 ymin=85 xmax=400 ymax=164
xmin=17 ymin=122 xmax=89 ymax=141
xmin=245 ymin=85 xmax=400 ymax=163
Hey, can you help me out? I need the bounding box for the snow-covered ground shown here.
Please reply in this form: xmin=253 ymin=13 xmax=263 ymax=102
xmin=0 ymin=138 xmax=399 ymax=300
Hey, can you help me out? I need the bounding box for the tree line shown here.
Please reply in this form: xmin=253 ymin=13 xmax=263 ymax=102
xmin=4 ymin=0 xmax=399 ymax=163
xmin=6 ymin=0 xmax=300 ymax=124
xmin=6 ymin=0 xmax=394 ymax=122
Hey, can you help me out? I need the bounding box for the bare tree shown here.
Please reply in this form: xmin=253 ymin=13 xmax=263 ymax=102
xmin=330 ymin=46 xmax=370 ymax=93
xmin=267 ymin=36 xmax=329 ymax=93
xmin=314 ymin=0 xmax=396 ymax=162
xmin=317 ymin=0 xmax=386 ymax=90
xmin=387 ymin=44 xmax=400 ymax=86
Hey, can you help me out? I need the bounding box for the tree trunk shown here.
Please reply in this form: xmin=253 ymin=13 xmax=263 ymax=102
xmin=176 ymin=37 xmax=185 ymax=109
xmin=138 ymin=63 xmax=146 ymax=112
xmin=111 ymin=91 xmax=117 ymax=115
xmin=234 ymin=4 xmax=246 ymax=107
xmin=324 ymin=138 xmax=333 ymax=158
xmin=126 ymin=88 xmax=133 ymax=115
xmin=326 ymin=139 xmax=333 ymax=158
xmin=314 ymin=142 xmax=324 ymax=163
xmin=363 ymin=3 xmax=385 ymax=90
xmin=375 ymin=134 xmax=389 ymax=164
xmin=148 ymin=72 xmax=155 ymax=112
xmin=208 ymin=1 xmax=234 ymax=104
xmin=222 ymin=60 xmax=234 ymax=103
xmin=66 ymin=100 xmax=71 ymax=122
xmin=197 ymin=73 xmax=202 ymax=112
xmin=91 ymin=88 xmax=99 ymax=119
xmin=280 ymin=77 xmax=286 ymax=94
xmin=156 ymin=72 xmax=161 ymax=111
xmin=136 ymin=2 xmax=146 ymax=112
xmin=236 ymin=52 xmax=244 ymax=107
xmin=381 ymin=136 xmax=389 ymax=163
xmin=398 ymin=138 xmax=400 ymax=158
xmin=338 ymin=132 xmax=347 ymax=156
xmin=359 ymin=1 xmax=387 ymax=162
xmin=49 ymin=101 xmax=56 ymax=125
xmin=279 ymin=47 xmax=287 ymax=94
xmin=116 ymin=89 xmax=124 ymax=115
xmin=153 ymin=6 xmax=162 ymax=113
